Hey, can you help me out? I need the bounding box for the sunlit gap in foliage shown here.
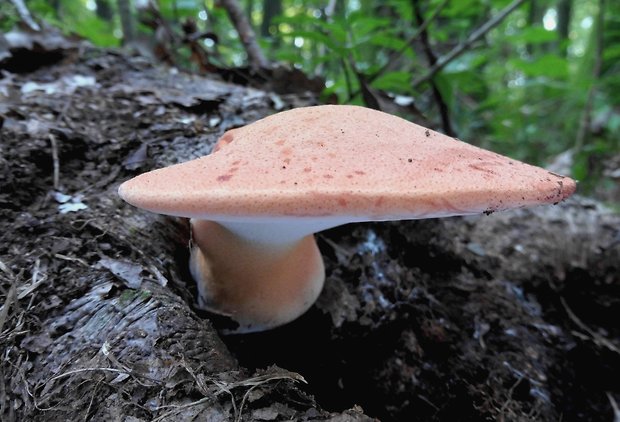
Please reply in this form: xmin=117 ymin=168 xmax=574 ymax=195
xmin=543 ymin=8 xmax=558 ymax=31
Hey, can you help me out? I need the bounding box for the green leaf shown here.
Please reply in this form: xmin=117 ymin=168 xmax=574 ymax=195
xmin=323 ymin=21 xmax=348 ymax=44
xmin=603 ymin=44 xmax=620 ymax=62
xmin=572 ymin=152 xmax=589 ymax=181
xmin=350 ymin=16 xmax=391 ymax=38
xmin=386 ymin=0 xmax=413 ymax=22
xmin=444 ymin=51 xmax=487 ymax=73
xmin=444 ymin=70 xmax=485 ymax=95
xmin=272 ymin=14 xmax=313 ymax=26
xmin=274 ymin=51 xmax=303 ymax=63
xmin=442 ymin=0 xmax=483 ymax=18
xmin=510 ymin=54 xmax=568 ymax=79
xmin=369 ymin=34 xmax=409 ymax=50
xmin=371 ymin=71 xmax=412 ymax=92
xmin=285 ymin=31 xmax=345 ymax=54
xmin=176 ymin=0 xmax=199 ymax=10
xmin=507 ymin=26 xmax=559 ymax=44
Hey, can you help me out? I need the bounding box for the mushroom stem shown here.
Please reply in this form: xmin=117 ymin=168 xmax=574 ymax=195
xmin=189 ymin=219 xmax=325 ymax=333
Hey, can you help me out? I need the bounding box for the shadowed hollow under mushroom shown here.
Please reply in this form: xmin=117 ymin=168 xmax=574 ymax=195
xmin=118 ymin=105 xmax=576 ymax=333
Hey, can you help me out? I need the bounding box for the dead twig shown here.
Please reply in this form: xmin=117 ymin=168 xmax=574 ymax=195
xmin=608 ymin=392 xmax=620 ymax=422
xmin=348 ymin=0 xmax=448 ymax=102
xmin=0 ymin=261 xmax=18 ymax=336
xmin=219 ymin=0 xmax=270 ymax=70
xmin=235 ymin=383 xmax=267 ymax=422
xmin=0 ymin=284 xmax=17 ymax=334
xmin=498 ymin=375 xmax=525 ymax=416
xmin=370 ymin=0 xmax=448 ymax=86
xmin=341 ymin=58 xmax=355 ymax=103
xmin=49 ymin=367 xmax=129 ymax=382
xmin=17 ymin=258 xmax=46 ymax=300
xmin=345 ymin=31 xmax=380 ymax=110
xmin=49 ymin=134 xmax=60 ymax=190
xmin=9 ymin=0 xmax=40 ymax=31
xmin=100 ymin=342 xmax=160 ymax=387
xmin=152 ymin=396 xmax=213 ymax=422
xmin=152 ymin=368 xmax=305 ymax=421
xmin=54 ymin=253 xmax=89 ymax=267
xmin=561 ymin=297 xmax=620 ymax=355
xmin=0 ymin=260 xmax=16 ymax=280
xmin=83 ymin=378 xmax=103 ymax=422
xmin=216 ymin=369 xmax=306 ymax=421
xmin=412 ymin=0 xmax=527 ymax=89
xmin=416 ymin=394 xmax=439 ymax=411
xmin=411 ymin=0 xmax=454 ymax=136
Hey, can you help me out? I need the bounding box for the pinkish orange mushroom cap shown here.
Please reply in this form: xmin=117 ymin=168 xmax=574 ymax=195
xmin=119 ymin=105 xmax=575 ymax=223
xmin=118 ymin=105 xmax=576 ymax=332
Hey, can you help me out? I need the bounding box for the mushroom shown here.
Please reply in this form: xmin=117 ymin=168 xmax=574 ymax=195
xmin=118 ymin=105 xmax=576 ymax=333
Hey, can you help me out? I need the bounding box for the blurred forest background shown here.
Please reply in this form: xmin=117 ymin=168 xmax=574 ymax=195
xmin=2 ymin=0 xmax=619 ymax=202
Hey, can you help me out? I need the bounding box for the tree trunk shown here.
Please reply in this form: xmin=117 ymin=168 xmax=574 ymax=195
xmin=117 ymin=0 xmax=135 ymax=45
xmin=260 ymin=0 xmax=282 ymax=38
xmin=557 ymin=0 xmax=573 ymax=56
xmin=220 ymin=0 xmax=270 ymax=69
xmin=95 ymin=0 xmax=114 ymax=21
xmin=526 ymin=0 xmax=544 ymax=55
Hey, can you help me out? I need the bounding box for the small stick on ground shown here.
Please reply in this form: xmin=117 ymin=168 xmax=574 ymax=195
xmin=561 ymin=297 xmax=620 ymax=355
xmin=17 ymin=258 xmax=46 ymax=300
xmin=607 ymin=392 xmax=620 ymax=422
xmin=49 ymin=134 xmax=60 ymax=190
xmin=0 ymin=284 xmax=17 ymax=334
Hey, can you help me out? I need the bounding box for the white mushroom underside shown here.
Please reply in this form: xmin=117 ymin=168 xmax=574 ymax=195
xmin=198 ymin=209 xmax=499 ymax=245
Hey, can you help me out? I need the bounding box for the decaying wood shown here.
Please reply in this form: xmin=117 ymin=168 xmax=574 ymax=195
xmin=0 ymin=48 xmax=373 ymax=421
xmin=0 ymin=44 xmax=618 ymax=421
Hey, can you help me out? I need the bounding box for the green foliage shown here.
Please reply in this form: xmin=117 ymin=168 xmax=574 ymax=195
xmin=13 ymin=0 xmax=121 ymax=46
xmin=506 ymin=25 xmax=559 ymax=44
xmin=371 ymin=71 xmax=412 ymax=93
xmin=9 ymin=0 xmax=619 ymax=197
xmin=510 ymin=54 xmax=568 ymax=79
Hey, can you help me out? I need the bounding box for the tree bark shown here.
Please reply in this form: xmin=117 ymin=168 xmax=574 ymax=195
xmin=557 ymin=0 xmax=573 ymax=56
xmin=260 ymin=0 xmax=282 ymax=38
xmin=95 ymin=0 xmax=114 ymax=21
xmin=117 ymin=0 xmax=135 ymax=45
xmin=526 ymin=0 xmax=544 ymax=55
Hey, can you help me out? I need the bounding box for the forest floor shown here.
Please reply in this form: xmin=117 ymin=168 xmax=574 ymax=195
xmin=1 ymin=36 xmax=619 ymax=421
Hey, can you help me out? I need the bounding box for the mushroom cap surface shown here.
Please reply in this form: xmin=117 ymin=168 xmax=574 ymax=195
xmin=119 ymin=105 xmax=576 ymax=221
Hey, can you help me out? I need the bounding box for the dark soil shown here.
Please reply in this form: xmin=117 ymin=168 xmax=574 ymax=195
xmin=1 ymin=36 xmax=618 ymax=421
